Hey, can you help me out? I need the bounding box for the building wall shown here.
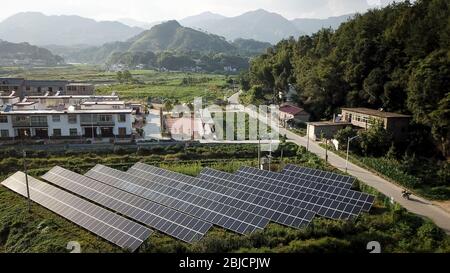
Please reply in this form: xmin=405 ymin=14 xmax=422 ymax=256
xmin=342 ymin=109 xmax=410 ymax=140
xmin=342 ymin=109 xmax=383 ymax=129
xmin=0 ymin=113 xmax=132 ymax=139
xmin=0 ymin=115 xmax=14 ymax=138
xmin=66 ymin=84 xmax=95 ymax=96
xmin=308 ymin=124 xmax=349 ymax=141
xmin=385 ymin=117 xmax=410 ymax=140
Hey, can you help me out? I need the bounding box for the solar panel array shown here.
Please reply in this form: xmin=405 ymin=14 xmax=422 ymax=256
xmin=86 ymin=164 xmax=269 ymax=234
xmin=42 ymin=166 xmax=213 ymax=243
xmin=1 ymin=161 xmax=375 ymax=250
xmin=1 ymin=172 xmax=152 ymax=252
xmin=128 ymin=163 xmax=314 ymax=228
xmin=281 ymin=164 xmax=355 ymax=189
xmin=235 ymin=166 xmax=374 ymax=217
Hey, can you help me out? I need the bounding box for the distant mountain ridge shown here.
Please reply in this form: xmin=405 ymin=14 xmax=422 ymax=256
xmin=59 ymin=21 xmax=271 ymax=64
xmin=180 ymin=9 xmax=354 ymax=43
xmin=0 ymin=12 xmax=144 ymax=46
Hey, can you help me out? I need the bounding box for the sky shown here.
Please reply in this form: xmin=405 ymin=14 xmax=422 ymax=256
xmin=0 ymin=0 xmax=404 ymax=23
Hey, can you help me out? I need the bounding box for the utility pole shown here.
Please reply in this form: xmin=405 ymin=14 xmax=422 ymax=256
xmin=257 ymin=136 xmax=261 ymax=169
xmin=280 ymin=147 xmax=284 ymax=170
xmin=325 ymin=139 xmax=328 ymax=163
xmin=306 ymin=123 xmax=310 ymax=151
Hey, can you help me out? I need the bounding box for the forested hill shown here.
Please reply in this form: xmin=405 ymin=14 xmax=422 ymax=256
xmin=0 ymin=40 xmax=64 ymax=65
xmin=244 ymin=0 xmax=449 ymax=154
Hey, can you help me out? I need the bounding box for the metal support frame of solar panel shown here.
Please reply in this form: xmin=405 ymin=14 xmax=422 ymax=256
xmin=198 ymin=167 xmax=364 ymax=220
xmin=1 ymin=172 xmax=152 ymax=252
xmin=85 ymin=165 xmax=268 ymax=235
xmin=41 ymin=166 xmax=212 ymax=243
xmin=128 ymin=163 xmax=315 ymax=229
xmin=281 ymin=164 xmax=355 ymax=189
xmin=235 ymin=167 xmax=374 ymax=214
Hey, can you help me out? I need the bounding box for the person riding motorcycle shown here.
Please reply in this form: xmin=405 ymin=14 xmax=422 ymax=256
xmin=401 ymin=190 xmax=412 ymax=200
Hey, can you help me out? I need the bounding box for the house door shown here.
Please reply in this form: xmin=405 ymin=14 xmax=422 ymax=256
xmin=17 ymin=128 xmax=31 ymax=138
xmin=35 ymin=128 xmax=48 ymax=138
xmin=84 ymin=127 xmax=98 ymax=138
xmin=118 ymin=127 xmax=127 ymax=137
xmin=100 ymin=127 xmax=114 ymax=137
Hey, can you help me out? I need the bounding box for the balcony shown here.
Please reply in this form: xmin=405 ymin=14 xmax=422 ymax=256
xmin=12 ymin=121 xmax=48 ymax=127
xmin=80 ymin=115 xmax=114 ymax=126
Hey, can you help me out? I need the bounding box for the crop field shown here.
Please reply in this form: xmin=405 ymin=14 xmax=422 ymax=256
xmin=0 ymin=65 xmax=236 ymax=103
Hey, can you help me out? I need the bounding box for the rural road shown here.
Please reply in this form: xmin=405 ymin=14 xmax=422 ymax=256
xmin=280 ymin=126 xmax=450 ymax=234
xmin=230 ymin=91 xmax=450 ymax=233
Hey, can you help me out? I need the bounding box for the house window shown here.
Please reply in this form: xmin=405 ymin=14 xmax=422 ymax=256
xmin=15 ymin=116 xmax=27 ymax=122
xmin=0 ymin=115 xmax=7 ymax=123
xmin=99 ymin=115 xmax=112 ymax=122
xmin=52 ymin=115 xmax=60 ymax=122
xmin=31 ymin=116 xmax=47 ymax=125
xmin=68 ymin=115 xmax=77 ymax=124
xmin=118 ymin=114 xmax=126 ymax=123
xmin=69 ymin=128 xmax=78 ymax=136
xmin=0 ymin=130 xmax=9 ymax=138
xmin=53 ymin=129 xmax=61 ymax=137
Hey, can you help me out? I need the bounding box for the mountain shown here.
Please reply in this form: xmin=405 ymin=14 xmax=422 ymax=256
xmin=0 ymin=12 xmax=144 ymax=46
xmin=179 ymin=11 xmax=226 ymax=29
xmin=117 ymin=18 xmax=160 ymax=29
xmin=0 ymin=40 xmax=64 ymax=66
xmin=60 ymin=21 xmax=248 ymax=64
xmin=57 ymin=21 xmax=271 ymax=65
xmin=127 ymin=20 xmax=234 ymax=53
xmin=181 ymin=9 xmax=301 ymax=44
xmin=291 ymin=14 xmax=354 ymax=35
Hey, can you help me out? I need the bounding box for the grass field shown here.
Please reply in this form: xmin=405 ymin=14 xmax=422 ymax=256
xmin=0 ymin=65 xmax=236 ymax=103
xmin=1 ymin=143 xmax=449 ymax=253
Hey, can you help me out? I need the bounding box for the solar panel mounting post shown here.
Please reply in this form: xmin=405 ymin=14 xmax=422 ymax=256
xmin=22 ymin=150 xmax=31 ymax=213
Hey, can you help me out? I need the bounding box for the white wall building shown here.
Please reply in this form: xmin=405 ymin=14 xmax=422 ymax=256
xmin=0 ymin=96 xmax=133 ymax=140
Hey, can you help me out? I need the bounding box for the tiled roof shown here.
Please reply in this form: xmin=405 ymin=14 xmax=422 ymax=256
xmin=279 ymin=105 xmax=307 ymax=116
xmin=341 ymin=108 xmax=411 ymax=118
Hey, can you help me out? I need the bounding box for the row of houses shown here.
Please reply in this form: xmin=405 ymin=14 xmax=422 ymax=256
xmin=0 ymin=92 xmax=136 ymax=141
xmin=277 ymin=103 xmax=411 ymax=141
xmin=0 ymin=77 xmax=95 ymax=98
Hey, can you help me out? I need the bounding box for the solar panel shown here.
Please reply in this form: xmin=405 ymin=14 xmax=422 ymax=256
xmin=280 ymin=164 xmax=355 ymax=189
xmin=1 ymin=172 xmax=152 ymax=252
xmin=198 ymin=167 xmax=365 ymax=220
xmin=235 ymin=167 xmax=374 ymax=214
xmin=41 ymin=166 xmax=213 ymax=243
xmin=129 ymin=163 xmax=315 ymax=229
xmin=85 ymin=164 xmax=269 ymax=235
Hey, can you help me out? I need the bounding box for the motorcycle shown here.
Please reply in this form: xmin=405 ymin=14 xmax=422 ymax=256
xmin=401 ymin=190 xmax=412 ymax=200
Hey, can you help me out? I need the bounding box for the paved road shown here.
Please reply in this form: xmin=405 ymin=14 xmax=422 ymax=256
xmin=281 ymin=128 xmax=450 ymax=234
xmin=142 ymin=110 xmax=163 ymax=140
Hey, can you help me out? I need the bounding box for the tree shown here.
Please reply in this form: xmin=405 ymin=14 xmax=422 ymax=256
xmin=430 ymin=92 xmax=450 ymax=156
xmin=407 ymin=50 xmax=450 ymax=156
xmin=122 ymin=70 xmax=133 ymax=83
xmin=116 ymin=71 xmax=124 ymax=83
xmin=358 ymin=123 xmax=393 ymax=156
xmin=334 ymin=126 xmax=358 ymax=150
